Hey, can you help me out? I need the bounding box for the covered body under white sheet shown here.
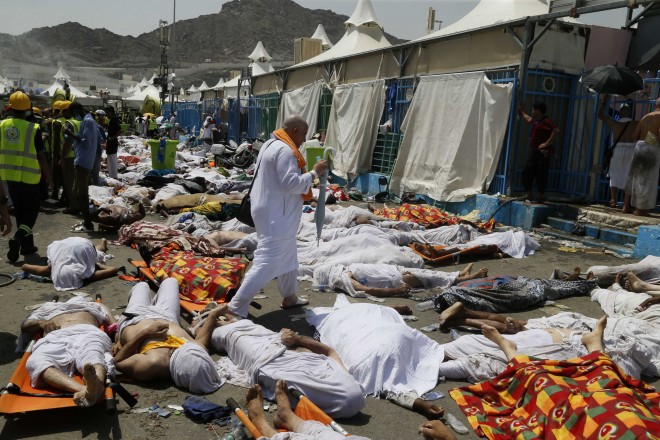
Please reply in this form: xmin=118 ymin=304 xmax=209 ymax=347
xmin=47 ymin=237 xmax=105 ymax=291
xmin=306 ymin=295 xmax=445 ymax=396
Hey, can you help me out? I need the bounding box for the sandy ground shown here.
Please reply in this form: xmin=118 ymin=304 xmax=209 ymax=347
xmin=0 ymin=204 xmax=657 ymax=440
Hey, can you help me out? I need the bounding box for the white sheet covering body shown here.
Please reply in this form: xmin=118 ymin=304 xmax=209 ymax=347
xmin=390 ymin=72 xmax=513 ymax=202
xmin=627 ymin=140 xmax=660 ymax=210
xmin=306 ymin=295 xmax=445 ymax=396
xmin=261 ymin=421 xmax=370 ymax=440
xmin=276 ymin=81 xmax=323 ymax=139
xmin=211 ymin=320 xmax=365 ymax=418
xmin=326 ymin=80 xmax=386 ymax=180
xmin=588 ymin=255 xmax=660 ymax=286
xmin=47 ymin=237 xmax=99 ymax=291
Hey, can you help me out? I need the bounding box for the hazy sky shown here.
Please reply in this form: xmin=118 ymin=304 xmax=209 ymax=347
xmin=0 ymin=0 xmax=626 ymax=41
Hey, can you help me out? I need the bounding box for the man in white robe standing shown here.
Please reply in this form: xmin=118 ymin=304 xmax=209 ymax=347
xmin=227 ymin=115 xmax=328 ymax=319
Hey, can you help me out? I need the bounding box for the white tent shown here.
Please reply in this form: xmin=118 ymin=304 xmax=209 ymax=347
xmin=198 ymin=81 xmax=210 ymax=91
xmin=138 ymin=77 xmax=150 ymax=88
xmin=53 ymin=67 xmax=71 ymax=82
xmin=148 ymin=73 xmax=158 ymax=84
xmin=0 ymin=83 xmax=7 ymax=94
xmin=212 ymin=78 xmax=226 ymax=90
xmin=125 ymin=84 xmax=161 ymax=101
xmin=416 ymin=0 xmax=578 ymax=41
xmin=311 ymin=24 xmax=333 ymax=50
xmin=248 ymin=41 xmax=273 ymax=62
xmin=187 ymin=84 xmax=198 ymax=93
xmin=296 ymin=0 xmax=390 ymax=67
xmin=41 ymin=81 xmax=88 ymax=98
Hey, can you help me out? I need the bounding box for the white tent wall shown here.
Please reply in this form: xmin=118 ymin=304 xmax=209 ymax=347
xmin=252 ymin=74 xmax=283 ymax=96
xmin=529 ymin=26 xmax=587 ymax=74
xmin=343 ymin=52 xmax=398 ymax=84
xmin=285 ymin=66 xmax=325 ymax=91
xmin=390 ymin=73 xmax=513 ymax=202
xmin=326 ymin=79 xmax=386 ymax=180
xmin=276 ymin=81 xmax=323 ymax=140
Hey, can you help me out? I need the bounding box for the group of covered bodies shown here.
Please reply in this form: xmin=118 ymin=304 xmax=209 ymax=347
xmin=19 ymin=259 xmax=660 ymax=440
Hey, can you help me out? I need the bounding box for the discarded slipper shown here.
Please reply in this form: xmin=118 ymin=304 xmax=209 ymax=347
xmin=281 ymin=297 xmax=309 ymax=310
xmin=71 ymin=224 xmax=94 ymax=233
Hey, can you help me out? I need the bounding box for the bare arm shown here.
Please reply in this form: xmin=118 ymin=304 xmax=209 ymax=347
xmin=21 ymin=319 xmax=59 ymax=336
xmin=597 ymin=95 xmax=617 ymax=129
xmin=193 ymin=306 xmax=228 ymax=351
xmin=518 ymin=105 xmax=533 ymax=124
xmin=113 ymin=323 xmax=166 ymax=363
xmin=280 ymin=328 xmax=349 ymax=372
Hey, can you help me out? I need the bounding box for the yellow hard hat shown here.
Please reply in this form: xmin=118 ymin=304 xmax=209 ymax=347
xmin=52 ymin=101 xmax=62 ymax=110
xmin=9 ymin=91 xmax=31 ymax=111
xmin=59 ymin=100 xmax=72 ymax=110
xmin=32 ymin=107 xmax=42 ymax=115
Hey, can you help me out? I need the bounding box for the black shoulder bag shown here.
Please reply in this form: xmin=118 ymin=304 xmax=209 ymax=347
xmin=236 ymin=139 xmax=274 ymax=227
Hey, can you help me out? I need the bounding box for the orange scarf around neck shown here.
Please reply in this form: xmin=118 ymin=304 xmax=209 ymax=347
xmin=273 ymin=128 xmax=313 ymax=201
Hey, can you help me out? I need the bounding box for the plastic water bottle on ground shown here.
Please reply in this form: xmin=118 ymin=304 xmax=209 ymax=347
xmin=20 ymin=271 xmax=50 ymax=283
xmin=311 ymin=283 xmax=327 ymax=292
xmin=416 ymin=300 xmax=435 ymax=312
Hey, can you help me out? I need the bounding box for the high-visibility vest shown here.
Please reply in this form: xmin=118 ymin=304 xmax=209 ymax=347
xmin=0 ymin=118 xmax=41 ymax=184
xmin=64 ymin=118 xmax=81 ymax=159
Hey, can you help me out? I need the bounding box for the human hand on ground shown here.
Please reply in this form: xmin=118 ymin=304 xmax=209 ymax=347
xmin=418 ymin=420 xmax=455 ymax=440
xmin=636 ymin=297 xmax=659 ymax=311
xmin=313 ymin=160 xmax=328 ymax=177
xmin=280 ymin=328 xmax=299 ymax=347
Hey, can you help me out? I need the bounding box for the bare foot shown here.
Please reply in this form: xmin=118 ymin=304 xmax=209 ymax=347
xmin=273 ymin=380 xmax=296 ymax=431
xmin=482 ymin=325 xmax=518 ymax=361
xmin=505 ymin=317 xmax=526 ymax=333
xmin=586 ymin=271 xmax=595 ymax=281
xmin=246 ymin=385 xmax=278 ymax=437
xmin=413 ymin=398 xmax=445 ymax=420
xmin=581 ymin=316 xmax=607 ymax=353
xmin=391 ymin=305 xmax=413 ymax=315
xmin=473 ymin=268 xmax=488 ymax=278
xmin=626 ymin=270 xmax=646 ymax=293
xmin=458 ymin=263 xmax=474 ymax=277
xmin=73 ymin=364 xmax=104 ymax=407
xmin=392 ymin=284 xmax=412 ymax=297
xmin=614 ymin=272 xmax=624 ymax=286
xmin=634 ymin=209 xmax=650 ymax=217
xmin=438 ymin=302 xmax=464 ymax=329
xmin=563 ymin=267 xmax=581 ymax=281
xmin=419 ymin=420 xmax=456 ymax=440
xmin=96 ymin=238 xmax=108 ymax=253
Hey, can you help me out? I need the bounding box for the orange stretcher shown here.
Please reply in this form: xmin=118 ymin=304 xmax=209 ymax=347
xmin=227 ymin=389 xmax=350 ymax=438
xmin=0 ymin=295 xmax=137 ymax=415
xmin=127 ymin=259 xmax=261 ymax=315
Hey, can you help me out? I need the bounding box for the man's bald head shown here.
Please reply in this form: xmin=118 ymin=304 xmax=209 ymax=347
xmin=282 ymin=115 xmax=309 ymax=147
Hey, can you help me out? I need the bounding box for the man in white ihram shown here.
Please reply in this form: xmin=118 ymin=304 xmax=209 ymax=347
xmin=226 ymin=115 xmax=328 ymax=320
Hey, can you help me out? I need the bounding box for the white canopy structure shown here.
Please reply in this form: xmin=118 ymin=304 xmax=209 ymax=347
xmin=311 ymin=24 xmax=333 ymax=50
xmin=296 ymin=0 xmax=390 ymax=66
xmin=187 ymin=84 xmax=198 ymax=93
xmin=212 ymin=78 xmax=226 ymax=90
xmin=41 ymin=81 xmax=88 ymax=98
xmin=53 ymin=67 xmax=71 ymax=82
xmin=248 ymin=41 xmax=273 ymax=62
xmin=138 ymin=77 xmax=150 ymax=88
xmin=198 ymin=81 xmax=210 ymax=91
xmin=148 ymin=72 xmax=158 ymax=84
xmin=416 ymin=0 xmax=578 ymax=41
xmin=124 ymin=84 xmax=161 ymax=101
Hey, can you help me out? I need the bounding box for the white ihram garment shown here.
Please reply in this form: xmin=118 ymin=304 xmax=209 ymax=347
xmin=47 ymin=237 xmax=99 ymax=291
xmin=259 ymin=421 xmax=371 ymax=440
xmin=228 ymin=140 xmax=313 ymax=317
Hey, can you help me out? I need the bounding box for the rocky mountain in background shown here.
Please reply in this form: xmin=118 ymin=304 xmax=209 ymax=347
xmin=0 ymin=0 xmax=404 ymax=84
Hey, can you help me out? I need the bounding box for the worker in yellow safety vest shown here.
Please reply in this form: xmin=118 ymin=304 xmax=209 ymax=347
xmin=59 ymin=101 xmax=79 ymax=213
xmin=51 ymin=100 xmax=71 ymax=204
xmin=0 ymin=91 xmax=53 ymax=262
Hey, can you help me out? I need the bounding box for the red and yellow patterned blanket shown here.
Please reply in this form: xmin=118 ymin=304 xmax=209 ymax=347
xmin=373 ymin=203 xmax=495 ymax=231
xmin=450 ymin=352 xmax=660 ymax=440
xmin=150 ymin=247 xmax=248 ymax=304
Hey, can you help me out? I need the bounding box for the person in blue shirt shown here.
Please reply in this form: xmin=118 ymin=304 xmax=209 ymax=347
xmin=65 ymin=102 xmax=98 ymax=232
xmin=91 ymin=110 xmax=107 ymax=185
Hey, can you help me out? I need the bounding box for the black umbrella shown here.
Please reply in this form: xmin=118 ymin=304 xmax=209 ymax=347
xmin=580 ymin=65 xmax=644 ymax=96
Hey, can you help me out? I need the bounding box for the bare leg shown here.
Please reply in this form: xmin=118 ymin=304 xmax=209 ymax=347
xmin=21 ymin=264 xmax=52 ymax=277
xmin=458 ymin=263 xmax=473 ymax=277
xmin=622 ymin=194 xmax=633 ymax=214
xmin=95 ymin=238 xmax=108 ymax=253
xmin=481 ymin=325 xmax=519 ymax=361
xmin=581 ymin=316 xmax=606 ymax=353
xmin=41 ymin=367 xmax=85 ymax=395
xmin=349 ymin=275 xmax=410 ymax=297
xmin=245 ymin=385 xmax=278 ymax=438
xmin=438 ymin=302 xmax=527 ymax=333
xmin=273 ymin=380 xmax=305 ymax=433
xmin=609 ymin=187 xmax=618 ymax=208
xmin=86 ymin=265 xmax=121 ymax=283
xmin=626 ymin=270 xmax=660 ymax=293
xmin=455 ymin=268 xmax=488 ymax=283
